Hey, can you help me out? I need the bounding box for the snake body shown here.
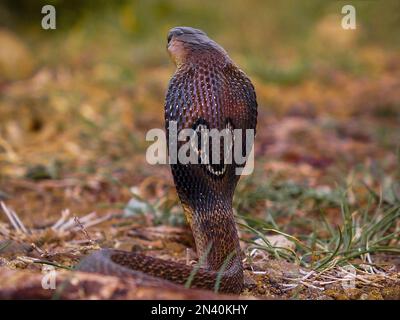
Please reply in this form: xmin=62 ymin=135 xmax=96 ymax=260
xmin=78 ymin=27 xmax=257 ymax=293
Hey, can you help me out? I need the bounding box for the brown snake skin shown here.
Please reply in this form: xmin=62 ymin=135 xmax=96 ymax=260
xmin=78 ymin=27 xmax=257 ymax=294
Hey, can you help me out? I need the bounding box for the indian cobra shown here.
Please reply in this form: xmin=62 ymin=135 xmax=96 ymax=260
xmin=78 ymin=27 xmax=257 ymax=294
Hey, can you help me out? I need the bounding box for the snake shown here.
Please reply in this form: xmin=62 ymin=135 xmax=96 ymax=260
xmin=78 ymin=27 xmax=257 ymax=294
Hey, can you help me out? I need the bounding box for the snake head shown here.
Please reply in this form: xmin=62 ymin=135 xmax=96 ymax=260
xmin=167 ymin=26 xmax=228 ymax=68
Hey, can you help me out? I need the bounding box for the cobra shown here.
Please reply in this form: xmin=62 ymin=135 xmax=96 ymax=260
xmin=78 ymin=27 xmax=258 ymax=294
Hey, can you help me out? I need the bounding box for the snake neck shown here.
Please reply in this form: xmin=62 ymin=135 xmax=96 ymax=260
xmin=182 ymin=198 xmax=242 ymax=272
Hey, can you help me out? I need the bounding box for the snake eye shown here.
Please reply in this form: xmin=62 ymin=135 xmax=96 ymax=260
xmin=167 ymin=33 xmax=173 ymax=44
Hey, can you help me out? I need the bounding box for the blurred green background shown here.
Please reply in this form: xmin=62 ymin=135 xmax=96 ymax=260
xmin=0 ymin=0 xmax=399 ymax=181
xmin=1 ymin=0 xmax=400 ymax=82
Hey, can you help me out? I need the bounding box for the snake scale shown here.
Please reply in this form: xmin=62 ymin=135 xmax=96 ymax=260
xmin=78 ymin=27 xmax=257 ymax=294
